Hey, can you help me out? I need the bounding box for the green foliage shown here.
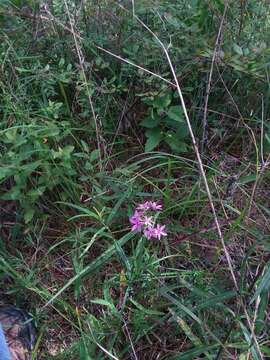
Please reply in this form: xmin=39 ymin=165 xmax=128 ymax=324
xmin=141 ymin=92 xmax=189 ymax=152
xmin=1 ymin=0 xmax=270 ymax=359
xmin=0 ymin=120 xmax=78 ymax=222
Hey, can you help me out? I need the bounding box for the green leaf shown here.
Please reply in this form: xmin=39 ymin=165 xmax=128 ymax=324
xmin=15 ymin=67 xmax=32 ymax=73
xmin=27 ymin=187 xmax=46 ymax=199
xmin=240 ymin=322 xmax=260 ymax=360
xmin=107 ymin=191 xmax=129 ymax=224
xmin=114 ymin=240 xmax=132 ymax=274
xmin=140 ymin=115 xmax=160 ymax=129
xmin=57 ymin=202 xmax=101 ymax=221
xmin=90 ymin=149 xmax=100 ymax=162
xmin=239 ymin=354 xmax=248 ymax=360
xmin=91 ymin=299 xmax=115 ymax=311
xmin=233 ymin=43 xmax=243 ymax=56
xmin=1 ymin=186 xmax=21 ymax=201
xmin=196 ymin=290 xmax=237 ymax=310
xmin=145 ymin=128 xmax=163 ymax=152
xmin=153 ymin=93 xmax=171 ymax=108
xmin=24 ymin=208 xmax=35 ymax=223
xmin=239 ymin=174 xmax=257 ymax=184
xmin=20 ymin=161 xmax=41 ymax=173
xmin=250 ymin=264 xmax=270 ymax=303
xmin=176 ymin=122 xmax=189 ymax=139
xmin=62 ymin=145 xmax=74 ymax=157
xmin=165 ymin=133 xmax=187 ymax=153
xmin=130 ymin=299 xmax=164 ymax=316
xmin=5 ymin=128 xmax=17 ymax=142
xmin=0 ymin=167 xmax=13 ymax=181
xmin=167 ymin=106 xmax=184 ymax=122
xmin=176 ymin=344 xmax=220 ymax=360
xmin=160 ymin=287 xmax=202 ymax=324
xmin=255 ymin=290 xmax=268 ymax=334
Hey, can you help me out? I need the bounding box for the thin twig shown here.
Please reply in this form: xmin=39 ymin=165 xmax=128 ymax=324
xmin=201 ymin=1 xmax=229 ymax=151
xmin=247 ymin=265 xmax=262 ymax=360
xmin=96 ymin=45 xmax=176 ymax=87
xmin=123 ymin=318 xmax=138 ymax=360
xmin=260 ymin=95 xmax=265 ymax=165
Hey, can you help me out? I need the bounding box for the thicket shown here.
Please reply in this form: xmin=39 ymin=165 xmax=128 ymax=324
xmin=1 ymin=0 xmax=270 ymax=359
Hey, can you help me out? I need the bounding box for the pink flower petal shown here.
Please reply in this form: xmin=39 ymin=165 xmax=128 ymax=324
xmin=149 ymin=201 xmax=163 ymax=211
xmin=154 ymin=224 xmax=167 ymax=240
xmin=136 ymin=202 xmax=150 ymax=211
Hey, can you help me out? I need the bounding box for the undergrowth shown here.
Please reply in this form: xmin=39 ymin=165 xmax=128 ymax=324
xmin=1 ymin=0 xmax=270 ymax=359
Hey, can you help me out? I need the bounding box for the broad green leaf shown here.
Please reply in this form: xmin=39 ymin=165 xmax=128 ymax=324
xmin=167 ymin=106 xmax=184 ymax=122
xmin=145 ymin=128 xmax=163 ymax=152
xmin=20 ymin=161 xmax=41 ymax=173
xmin=140 ymin=115 xmax=160 ymax=129
xmin=90 ymin=149 xmax=100 ymax=162
xmin=153 ymin=93 xmax=171 ymax=108
xmin=1 ymin=186 xmax=21 ymax=201
xmin=165 ymin=134 xmax=187 ymax=153
xmin=176 ymin=122 xmax=189 ymax=138
xmin=62 ymin=145 xmax=74 ymax=156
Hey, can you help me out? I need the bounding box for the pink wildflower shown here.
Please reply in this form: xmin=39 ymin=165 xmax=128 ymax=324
xmin=143 ymin=216 xmax=154 ymax=227
xmin=129 ymin=211 xmax=144 ymax=232
xmin=144 ymin=226 xmax=156 ymax=240
xmin=149 ymin=201 xmax=162 ymax=211
xmin=129 ymin=201 xmax=167 ymax=240
xmin=154 ymin=224 xmax=167 ymax=240
xmin=136 ymin=202 xmax=150 ymax=211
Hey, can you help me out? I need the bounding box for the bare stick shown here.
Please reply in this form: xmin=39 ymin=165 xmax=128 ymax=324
xmin=260 ymin=95 xmax=265 ymax=166
xmin=201 ymin=1 xmax=229 ymax=151
xmin=96 ymin=45 xmax=176 ymax=87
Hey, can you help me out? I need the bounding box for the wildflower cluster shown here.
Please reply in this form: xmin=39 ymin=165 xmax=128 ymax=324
xmin=129 ymin=201 xmax=167 ymax=240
